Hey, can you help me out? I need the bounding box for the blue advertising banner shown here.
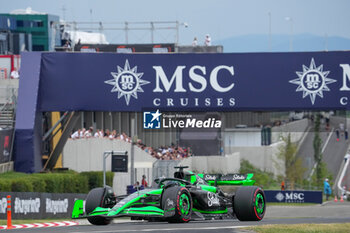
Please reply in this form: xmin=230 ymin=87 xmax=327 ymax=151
xmin=14 ymin=51 xmax=350 ymax=173
xmin=38 ymin=51 xmax=350 ymax=112
xmin=264 ymin=190 xmax=323 ymax=204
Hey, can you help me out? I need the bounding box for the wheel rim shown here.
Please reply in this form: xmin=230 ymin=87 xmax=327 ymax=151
xmin=255 ymin=193 xmax=265 ymax=215
xmin=179 ymin=193 xmax=190 ymax=215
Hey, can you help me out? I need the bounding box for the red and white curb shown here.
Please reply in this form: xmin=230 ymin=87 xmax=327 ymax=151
xmin=0 ymin=221 xmax=78 ymax=230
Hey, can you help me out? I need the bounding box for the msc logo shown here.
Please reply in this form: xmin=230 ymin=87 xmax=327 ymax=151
xmin=304 ymin=73 xmax=321 ymax=90
xmin=119 ymin=74 xmax=136 ymax=91
xmin=289 ymin=58 xmax=336 ymax=105
xmin=275 ymin=192 xmax=305 ymax=203
xmin=275 ymin=192 xmax=284 ymax=202
xmin=105 ymin=60 xmax=150 ymax=105
xmin=143 ymin=109 xmax=162 ymax=129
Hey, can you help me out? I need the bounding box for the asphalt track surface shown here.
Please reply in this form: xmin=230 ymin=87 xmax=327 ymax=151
xmin=297 ymin=120 xmax=350 ymax=180
xmin=7 ymin=203 xmax=350 ymax=233
xmin=6 ymin=218 xmax=349 ymax=233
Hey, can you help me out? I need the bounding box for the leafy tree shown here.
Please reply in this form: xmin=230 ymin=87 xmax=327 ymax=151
xmin=278 ymin=133 xmax=306 ymax=189
xmin=313 ymin=114 xmax=323 ymax=189
xmin=240 ymin=159 xmax=278 ymax=189
xmin=311 ymin=161 xmax=333 ymax=190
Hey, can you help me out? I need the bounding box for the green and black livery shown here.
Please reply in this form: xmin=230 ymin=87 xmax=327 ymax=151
xmin=72 ymin=166 xmax=266 ymax=225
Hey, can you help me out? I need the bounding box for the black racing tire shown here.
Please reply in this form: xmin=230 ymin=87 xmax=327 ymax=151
xmin=85 ymin=187 xmax=104 ymax=214
xmin=85 ymin=187 xmax=112 ymax=225
xmin=87 ymin=216 xmax=112 ymax=225
xmin=233 ymin=186 xmax=266 ymax=221
xmin=162 ymin=186 xmax=192 ymax=223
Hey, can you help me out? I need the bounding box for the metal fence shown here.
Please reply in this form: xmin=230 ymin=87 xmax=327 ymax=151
xmin=0 ymin=86 xmax=17 ymax=105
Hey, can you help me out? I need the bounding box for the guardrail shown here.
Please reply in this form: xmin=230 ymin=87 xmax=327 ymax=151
xmin=0 ymin=86 xmax=17 ymax=105
xmin=0 ymin=161 xmax=13 ymax=173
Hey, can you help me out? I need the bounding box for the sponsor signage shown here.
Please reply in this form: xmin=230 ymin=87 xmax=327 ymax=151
xmin=264 ymin=190 xmax=322 ymax=204
xmin=111 ymin=154 xmax=128 ymax=172
xmin=38 ymin=52 xmax=350 ymax=112
xmin=0 ymin=192 xmax=86 ymax=219
xmin=203 ymin=174 xmax=247 ymax=182
xmin=0 ymin=129 xmax=12 ymax=163
xmin=13 ymin=51 xmax=350 ymax=173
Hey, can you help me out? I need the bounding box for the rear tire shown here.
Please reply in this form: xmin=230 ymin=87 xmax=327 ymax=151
xmin=233 ymin=186 xmax=265 ymax=221
xmin=162 ymin=186 xmax=192 ymax=223
xmin=85 ymin=187 xmax=112 ymax=225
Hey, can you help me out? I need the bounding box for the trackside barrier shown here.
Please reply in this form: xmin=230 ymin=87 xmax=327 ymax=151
xmin=7 ymin=195 xmax=12 ymax=229
xmin=264 ymin=190 xmax=323 ymax=204
xmin=0 ymin=192 xmax=87 ymax=219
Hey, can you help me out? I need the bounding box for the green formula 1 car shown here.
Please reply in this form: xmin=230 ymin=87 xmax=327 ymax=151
xmin=72 ymin=166 xmax=266 ymax=225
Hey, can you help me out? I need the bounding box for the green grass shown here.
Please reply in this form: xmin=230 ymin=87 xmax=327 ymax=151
xmin=0 ymin=219 xmax=70 ymax=225
xmin=249 ymin=223 xmax=350 ymax=233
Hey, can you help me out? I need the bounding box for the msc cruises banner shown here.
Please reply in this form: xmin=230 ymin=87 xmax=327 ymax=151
xmin=264 ymin=190 xmax=323 ymax=204
xmin=38 ymin=51 xmax=350 ymax=112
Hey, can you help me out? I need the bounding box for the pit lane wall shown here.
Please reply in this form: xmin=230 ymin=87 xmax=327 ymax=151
xmin=62 ymin=138 xmax=156 ymax=195
xmin=0 ymin=192 xmax=86 ymax=219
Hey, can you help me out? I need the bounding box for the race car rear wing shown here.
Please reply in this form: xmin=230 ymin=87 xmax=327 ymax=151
xmin=198 ymin=173 xmax=255 ymax=186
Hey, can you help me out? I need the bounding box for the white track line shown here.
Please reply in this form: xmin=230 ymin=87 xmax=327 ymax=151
xmin=0 ymin=221 xmax=78 ymax=230
xmin=72 ymin=225 xmax=248 ymax=233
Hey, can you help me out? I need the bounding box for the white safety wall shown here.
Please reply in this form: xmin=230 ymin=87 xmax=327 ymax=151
xmin=62 ymin=138 xmax=156 ymax=195
xmin=224 ymin=129 xmax=261 ymax=147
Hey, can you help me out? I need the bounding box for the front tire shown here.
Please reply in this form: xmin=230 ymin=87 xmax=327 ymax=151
xmin=87 ymin=216 xmax=112 ymax=225
xmin=162 ymin=186 xmax=192 ymax=223
xmin=85 ymin=187 xmax=112 ymax=225
xmin=233 ymin=186 xmax=266 ymax=221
